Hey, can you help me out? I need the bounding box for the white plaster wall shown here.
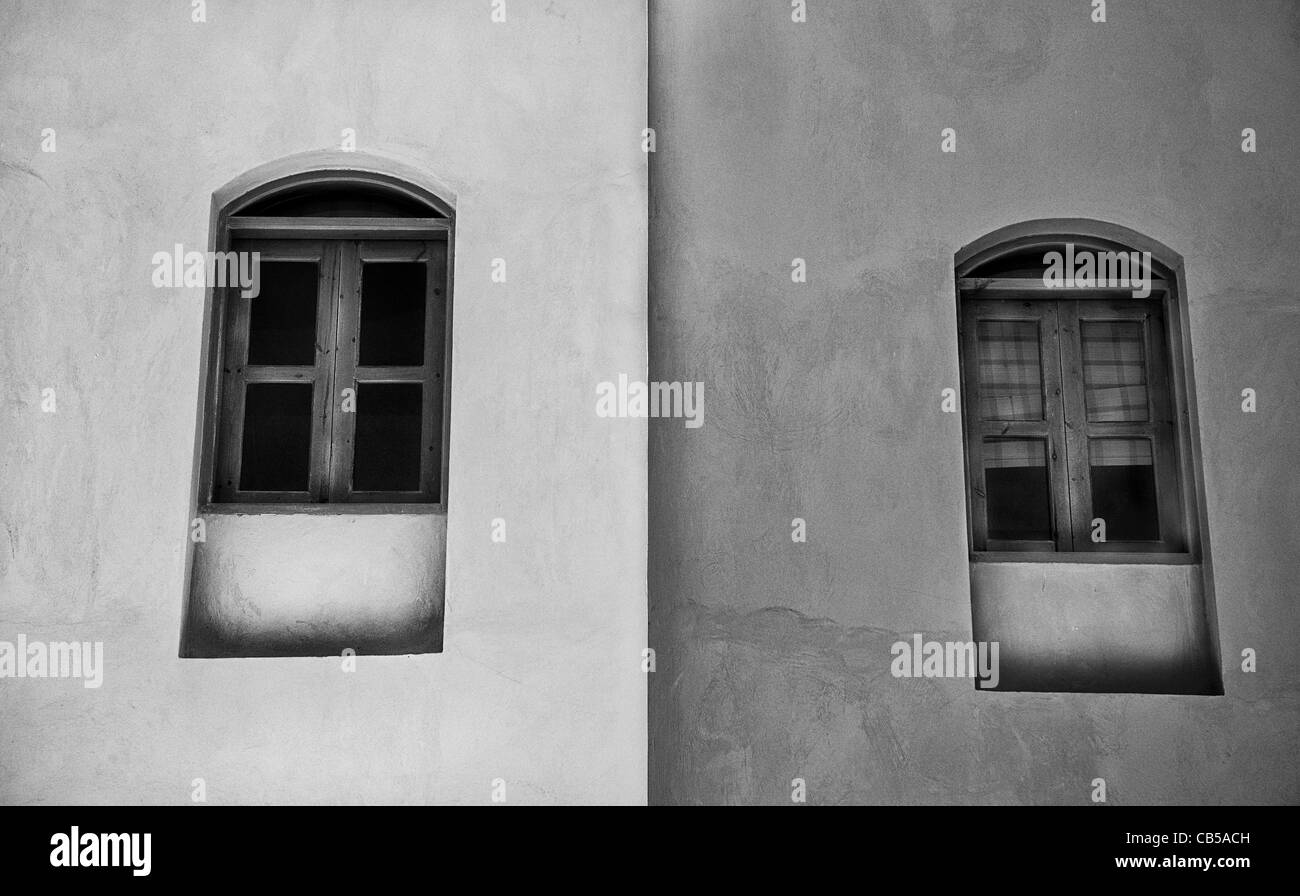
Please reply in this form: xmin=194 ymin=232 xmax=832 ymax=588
xmin=0 ymin=0 xmax=647 ymax=804
xmin=187 ymin=513 xmax=448 ymax=656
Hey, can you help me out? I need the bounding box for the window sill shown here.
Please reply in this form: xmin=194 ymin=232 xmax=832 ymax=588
xmin=968 ymin=559 xmax=1219 ymax=694
xmin=970 ymin=551 xmax=1196 ymax=565
xmin=183 ymin=509 xmax=446 ymax=657
xmin=200 ymin=502 xmax=445 ymax=516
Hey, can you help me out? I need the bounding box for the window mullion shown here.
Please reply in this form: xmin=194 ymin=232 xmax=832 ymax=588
xmin=306 ymin=242 xmax=336 ymax=502
xmin=1056 ymin=300 xmax=1093 ymax=551
xmin=326 ymin=242 xmax=360 ymax=502
xmin=319 ymin=242 xmax=342 ymax=501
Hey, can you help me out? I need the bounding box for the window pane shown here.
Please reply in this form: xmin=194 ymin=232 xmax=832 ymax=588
xmin=353 ymin=383 xmax=423 ymax=492
xmin=1081 ymin=320 xmax=1149 ymax=422
xmin=1089 ymin=439 xmax=1159 ymax=541
xmin=976 ymin=320 xmax=1043 ymax=420
xmin=359 ymin=263 xmax=426 ymax=366
xmin=239 ymin=383 xmax=313 ymax=492
xmin=983 ymin=439 xmax=1052 ymax=541
xmin=247 ymin=262 xmax=319 ymax=366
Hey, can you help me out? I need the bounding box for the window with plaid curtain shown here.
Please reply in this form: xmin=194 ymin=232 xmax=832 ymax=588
xmin=958 ymin=241 xmax=1186 ymax=554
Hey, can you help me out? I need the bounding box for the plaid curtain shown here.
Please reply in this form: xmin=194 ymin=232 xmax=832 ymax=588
xmin=1089 ymin=438 xmax=1152 ymax=467
xmin=983 ymin=439 xmax=1045 ymax=469
xmin=1081 ymin=321 xmax=1149 ymax=422
xmin=977 ymin=320 xmax=1043 ymax=420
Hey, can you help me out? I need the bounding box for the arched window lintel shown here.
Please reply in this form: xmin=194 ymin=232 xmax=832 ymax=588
xmin=211 ymin=150 xmax=456 ymax=227
xmin=956 ymin=219 xmax=1181 ymax=280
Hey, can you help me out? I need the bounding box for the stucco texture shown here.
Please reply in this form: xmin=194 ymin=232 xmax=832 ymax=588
xmin=648 ymin=0 xmax=1299 ymax=804
xmin=1 ymin=0 xmax=647 ymax=804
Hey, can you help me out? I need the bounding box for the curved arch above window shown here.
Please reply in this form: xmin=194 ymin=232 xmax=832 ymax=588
xmin=224 ymin=172 xmax=453 ymax=242
xmin=213 ymin=150 xmax=456 ymax=215
xmin=955 ymin=218 xmax=1181 ymax=279
xmin=239 ymin=181 xmax=443 ymax=218
xmin=229 ymin=169 xmax=453 ymax=220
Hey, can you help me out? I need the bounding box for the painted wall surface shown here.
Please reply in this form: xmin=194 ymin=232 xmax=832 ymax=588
xmin=649 ymin=0 xmax=1300 ymax=804
xmin=971 ymin=562 xmax=1213 ymax=694
xmin=0 ymin=0 xmax=647 ymax=804
xmin=187 ymin=513 xmax=447 ymax=657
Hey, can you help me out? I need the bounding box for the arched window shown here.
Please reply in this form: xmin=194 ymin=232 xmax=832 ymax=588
xmin=956 ymin=221 xmax=1200 ymax=558
xmin=200 ymin=170 xmax=453 ymax=508
xmin=956 ymin=221 xmax=1218 ymax=694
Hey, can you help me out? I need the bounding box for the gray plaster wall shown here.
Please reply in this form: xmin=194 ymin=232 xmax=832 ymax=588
xmin=648 ymin=0 xmax=1300 ymax=804
xmin=0 ymin=0 xmax=647 ymax=804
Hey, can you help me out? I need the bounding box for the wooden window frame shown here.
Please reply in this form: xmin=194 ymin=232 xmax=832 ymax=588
xmin=960 ymin=291 xmax=1184 ymax=555
xmin=331 ymin=239 xmax=447 ymax=504
xmin=214 ymin=239 xmax=337 ymax=504
xmin=959 ymin=298 xmax=1069 ymax=553
xmin=956 ymin=230 xmax=1202 ymax=564
xmin=1059 ymin=298 xmax=1182 ymax=553
xmin=204 ymin=215 xmax=453 ymax=513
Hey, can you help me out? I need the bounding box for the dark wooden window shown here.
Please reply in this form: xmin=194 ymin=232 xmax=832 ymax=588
xmin=206 ymin=180 xmax=452 ymax=508
xmin=958 ymin=253 xmax=1186 ymax=555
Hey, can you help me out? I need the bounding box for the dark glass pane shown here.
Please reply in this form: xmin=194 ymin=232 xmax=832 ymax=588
xmin=1089 ymin=439 xmax=1159 ymax=541
xmin=1081 ymin=320 xmax=1149 ymax=422
xmin=353 ymin=383 xmax=423 ymax=492
xmin=983 ymin=439 xmax=1051 ymax=541
xmin=977 ymin=319 xmax=1043 ymax=420
xmin=968 ymin=246 xmax=1055 ymax=279
xmin=239 ymin=383 xmax=313 ymax=492
xmin=247 ymin=262 xmax=319 ymax=366
xmin=241 ymin=185 xmax=441 ymax=218
xmin=967 ymin=244 xmax=1152 ymax=281
xmin=359 ymin=263 xmax=426 ymax=366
